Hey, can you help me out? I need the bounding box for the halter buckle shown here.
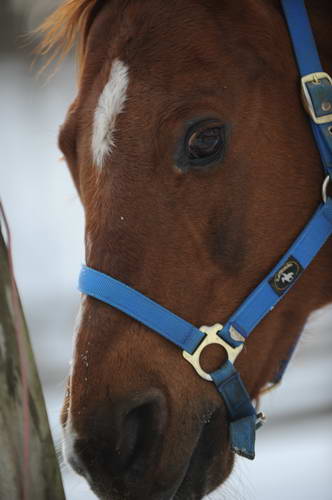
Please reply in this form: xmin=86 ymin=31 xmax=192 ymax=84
xmin=301 ymin=72 xmax=332 ymax=124
xmin=183 ymin=323 xmax=244 ymax=382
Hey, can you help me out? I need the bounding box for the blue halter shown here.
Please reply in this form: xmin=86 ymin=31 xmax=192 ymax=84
xmin=78 ymin=0 xmax=332 ymax=460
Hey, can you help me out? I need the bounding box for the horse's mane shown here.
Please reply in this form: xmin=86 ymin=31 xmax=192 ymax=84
xmin=35 ymin=0 xmax=102 ymax=72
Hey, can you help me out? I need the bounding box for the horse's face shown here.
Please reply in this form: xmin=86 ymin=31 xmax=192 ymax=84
xmin=59 ymin=1 xmax=324 ymax=498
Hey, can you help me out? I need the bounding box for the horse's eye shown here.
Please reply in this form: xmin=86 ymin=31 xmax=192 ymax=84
xmin=176 ymin=120 xmax=225 ymax=171
xmin=187 ymin=126 xmax=223 ymax=161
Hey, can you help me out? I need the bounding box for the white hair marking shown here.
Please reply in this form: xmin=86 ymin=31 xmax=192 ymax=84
xmin=92 ymin=59 xmax=129 ymax=168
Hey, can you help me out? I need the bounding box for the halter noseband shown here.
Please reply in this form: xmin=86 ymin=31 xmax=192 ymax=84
xmin=78 ymin=0 xmax=332 ymax=460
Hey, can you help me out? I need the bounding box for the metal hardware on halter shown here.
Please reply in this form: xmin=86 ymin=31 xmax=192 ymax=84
xmin=182 ymin=323 xmax=244 ymax=382
xmin=255 ymin=412 xmax=267 ymax=430
xmin=322 ymin=175 xmax=330 ymax=203
xmin=301 ymin=72 xmax=332 ymax=124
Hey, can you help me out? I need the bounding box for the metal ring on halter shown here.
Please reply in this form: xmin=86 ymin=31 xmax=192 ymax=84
xmin=182 ymin=323 xmax=244 ymax=381
xmin=322 ymin=175 xmax=330 ymax=203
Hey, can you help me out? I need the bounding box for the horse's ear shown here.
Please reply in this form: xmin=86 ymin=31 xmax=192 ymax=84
xmin=33 ymin=0 xmax=103 ymax=74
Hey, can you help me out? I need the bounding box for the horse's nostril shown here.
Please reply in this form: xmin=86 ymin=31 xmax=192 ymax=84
xmin=117 ymin=402 xmax=158 ymax=473
xmin=76 ymin=389 xmax=168 ymax=484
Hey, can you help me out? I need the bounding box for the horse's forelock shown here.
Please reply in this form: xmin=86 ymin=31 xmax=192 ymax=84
xmin=35 ymin=0 xmax=105 ymax=74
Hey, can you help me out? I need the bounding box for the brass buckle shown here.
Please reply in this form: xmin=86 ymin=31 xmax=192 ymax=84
xmin=183 ymin=323 xmax=244 ymax=382
xmin=301 ymin=72 xmax=332 ymax=124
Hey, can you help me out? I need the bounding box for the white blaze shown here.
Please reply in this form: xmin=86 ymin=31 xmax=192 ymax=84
xmin=92 ymin=59 xmax=129 ymax=168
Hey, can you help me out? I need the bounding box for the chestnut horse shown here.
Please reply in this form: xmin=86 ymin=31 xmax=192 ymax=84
xmin=38 ymin=0 xmax=332 ymax=498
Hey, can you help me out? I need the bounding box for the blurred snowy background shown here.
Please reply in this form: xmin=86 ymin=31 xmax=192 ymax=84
xmin=0 ymin=1 xmax=331 ymax=499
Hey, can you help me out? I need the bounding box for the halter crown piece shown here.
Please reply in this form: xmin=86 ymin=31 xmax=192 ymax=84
xmin=79 ymin=0 xmax=332 ymax=460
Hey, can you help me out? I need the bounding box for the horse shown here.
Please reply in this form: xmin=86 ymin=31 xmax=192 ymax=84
xmin=37 ymin=0 xmax=332 ymax=498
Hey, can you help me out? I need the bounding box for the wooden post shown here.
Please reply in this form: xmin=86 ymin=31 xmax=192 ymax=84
xmin=0 ymin=210 xmax=65 ymax=499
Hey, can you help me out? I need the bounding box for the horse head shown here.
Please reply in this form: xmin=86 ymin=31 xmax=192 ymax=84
xmin=39 ymin=0 xmax=332 ymax=498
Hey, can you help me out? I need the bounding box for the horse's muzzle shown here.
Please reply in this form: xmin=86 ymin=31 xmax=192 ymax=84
xmin=63 ymin=388 xmax=181 ymax=499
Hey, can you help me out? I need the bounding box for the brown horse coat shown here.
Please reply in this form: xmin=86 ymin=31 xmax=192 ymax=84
xmin=38 ymin=1 xmax=332 ymax=498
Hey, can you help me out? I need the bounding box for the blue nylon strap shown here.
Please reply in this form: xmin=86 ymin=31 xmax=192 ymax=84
xmin=281 ymin=0 xmax=322 ymax=76
xmin=79 ymin=265 xmax=259 ymax=458
xmin=212 ymin=362 xmax=256 ymax=422
xmin=281 ymin=0 xmax=332 ymax=177
xmin=78 ymin=268 xmax=258 ymax=458
xmin=79 ymin=266 xmax=205 ymax=354
xmin=79 ymin=201 xmax=332 ymax=356
xmin=229 ymin=416 xmax=257 ymax=460
xmin=212 ymin=362 xmax=257 ymax=459
xmin=221 ymin=199 xmax=332 ymax=348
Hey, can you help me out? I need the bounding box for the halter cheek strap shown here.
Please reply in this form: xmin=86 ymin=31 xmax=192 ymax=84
xmin=78 ymin=0 xmax=332 ymax=461
xmin=282 ymin=0 xmax=332 ymax=178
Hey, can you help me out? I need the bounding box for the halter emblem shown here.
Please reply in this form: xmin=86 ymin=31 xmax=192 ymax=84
xmin=269 ymin=256 xmax=303 ymax=296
